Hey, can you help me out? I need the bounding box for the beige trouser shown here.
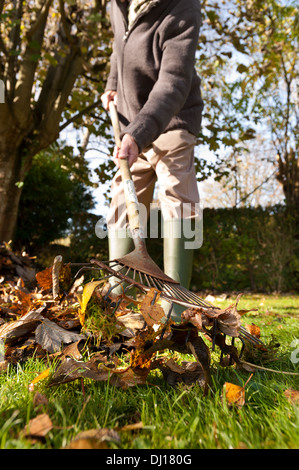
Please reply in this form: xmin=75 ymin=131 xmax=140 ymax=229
xmin=107 ymin=129 xmax=200 ymax=231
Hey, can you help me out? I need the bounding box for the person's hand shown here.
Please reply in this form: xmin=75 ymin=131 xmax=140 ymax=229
xmin=113 ymin=133 xmax=139 ymax=168
xmin=101 ymin=90 xmax=117 ymax=110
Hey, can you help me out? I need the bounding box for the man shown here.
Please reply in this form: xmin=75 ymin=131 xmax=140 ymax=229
xmin=101 ymin=0 xmax=203 ymax=321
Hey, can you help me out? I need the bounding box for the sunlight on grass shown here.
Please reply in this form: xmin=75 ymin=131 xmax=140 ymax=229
xmin=0 ymin=294 xmax=298 ymax=449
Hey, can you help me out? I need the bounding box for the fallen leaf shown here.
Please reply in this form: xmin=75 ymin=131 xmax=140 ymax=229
xmin=48 ymin=354 xmax=148 ymax=389
xmin=157 ymin=359 xmax=207 ymax=389
xmin=284 ymin=389 xmax=299 ymax=404
xmin=217 ymin=310 xmax=241 ymax=337
xmin=223 ymin=382 xmax=245 ymax=407
xmin=29 ymin=368 xmax=50 ymax=391
xmin=223 ymin=374 xmax=253 ymax=408
xmin=77 ymin=280 xmax=104 ymax=325
xmin=14 ymin=289 xmax=32 ymax=316
xmin=139 ymin=289 xmax=165 ymax=327
xmin=36 ymin=267 xmax=53 ymax=291
xmin=23 ymin=413 xmax=53 ymax=439
xmin=109 ymin=367 xmax=149 ymax=389
xmin=47 ymin=356 xmax=110 ymax=386
xmin=0 ymin=361 xmax=9 ymax=374
xmin=35 ymin=317 xmax=85 ymax=353
xmin=116 ymin=312 xmax=145 ymax=330
xmin=61 ymin=340 xmax=83 ymax=360
xmin=117 ymin=421 xmax=143 ymax=432
xmin=33 ymin=392 xmax=49 ymax=409
xmin=245 ymin=323 xmax=261 ymax=338
xmin=65 ymin=428 xmax=121 ymax=449
xmin=181 ymin=308 xmax=203 ymax=330
xmin=0 ymin=307 xmax=45 ymax=344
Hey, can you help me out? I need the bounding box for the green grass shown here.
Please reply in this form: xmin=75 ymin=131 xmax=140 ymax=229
xmin=0 ymin=294 xmax=298 ymax=449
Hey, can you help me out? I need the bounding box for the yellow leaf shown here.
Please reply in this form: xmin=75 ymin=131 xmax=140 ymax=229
xmin=223 ymin=374 xmax=253 ymax=408
xmin=78 ymin=280 xmax=103 ymax=326
xmin=223 ymin=382 xmax=245 ymax=407
xmin=29 ymin=368 xmax=50 ymax=391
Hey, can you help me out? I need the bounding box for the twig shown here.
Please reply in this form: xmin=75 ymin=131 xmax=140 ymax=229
xmin=52 ymin=255 xmax=63 ymax=300
xmin=241 ymin=360 xmax=299 ymax=375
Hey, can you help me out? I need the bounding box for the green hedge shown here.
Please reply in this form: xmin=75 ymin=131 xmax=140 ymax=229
xmin=22 ymin=199 xmax=298 ymax=294
xmin=67 ymin=205 xmax=298 ymax=294
xmin=188 ymin=205 xmax=299 ymax=293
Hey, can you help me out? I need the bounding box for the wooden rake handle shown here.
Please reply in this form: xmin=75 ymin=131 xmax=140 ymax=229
xmin=109 ymin=101 xmax=143 ymax=238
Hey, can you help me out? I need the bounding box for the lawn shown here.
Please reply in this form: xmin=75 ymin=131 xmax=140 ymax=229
xmin=0 ymin=293 xmax=298 ymax=450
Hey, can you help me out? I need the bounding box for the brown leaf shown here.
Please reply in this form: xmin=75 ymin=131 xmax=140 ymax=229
xmin=14 ymin=289 xmax=32 ymax=316
xmin=245 ymin=323 xmax=261 ymax=338
xmin=47 ymin=357 xmax=110 ymax=386
xmin=110 ymin=367 xmax=149 ymax=389
xmin=182 ymin=308 xmax=204 ymax=329
xmin=0 ymin=307 xmax=44 ymax=344
xmin=116 ymin=312 xmax=145 ymax=330
xmin=217 ymin=310 xmax=241 ymax=337
xmin=33 ymin=392 xmax=49 ymax=409
xmin=23 ymin=413 xmax=53 ymax=438
xmin=52 ymin=256 xmax=62 ymax=300
xmin=61 ymin=340 xmax=83 ymax=360
xmin=157 ymin=358 xmax=207 ymax=389
xmin=35 ymin=317 xmax=85 ymax=353
xmin=284 ymin=389 xmax=299 ymax=404
xmin=139 ymin=289 xmax=165 ymax=326
xmin=36 ymin=267 xmax=53 ymax=291
xmin=0 ymin=360 xmax=9 ymax=374
xmin=65 ymin=428 xmax=121 ymax=449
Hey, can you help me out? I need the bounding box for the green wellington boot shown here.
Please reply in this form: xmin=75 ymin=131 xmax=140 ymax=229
xmin=162 ymin=218 xmax=199 ymax=322
xmin=108 ymin=228 xmax=134 ymax=295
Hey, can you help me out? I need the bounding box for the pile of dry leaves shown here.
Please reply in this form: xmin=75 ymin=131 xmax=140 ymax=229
xmin=0 ymin=247 xmax=269 ymax=397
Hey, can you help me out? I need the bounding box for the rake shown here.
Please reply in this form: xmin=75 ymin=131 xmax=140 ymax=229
xmin=88 ymin=102 xmax=265 ymax=350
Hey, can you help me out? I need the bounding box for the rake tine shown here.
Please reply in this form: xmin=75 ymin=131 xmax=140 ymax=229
xmin=143 ymin=272 xmax=152 ymax=288
xmin=151 ymin=290 xmax=158 ymax=304
xmin=149 ymin=275 xmax=161 ymax=290
xmin=239 ymin=326 xmax=265 ymax=346
xmin=138 ymin=271 xmax=144 ymax=286
xmin=160 ymin=302 xmax=174 ymax=340
xmin=212 ymin=318 xmax=217 ymax=351
xmin=162 ymin=282 xmax=180 ymax=298
xmin=175 ymin=286 xmax=212 ymax=307
xmin=220 ymin=334 xmax=226 ymax=362
xmin=108 ymin=262 xmax=121 ymax=269
xmin=238 ymin=337 xmax=246 ymax=359
xmin=153 ymin=277 xmax=166 ymax=291
xmin=229 ymin=337 xmax=235 ymax=365
xmin=105 ymin=280 xmax=124 ymax=297
xmin=88 ymin=258 xmax=267 ymax=351
xmin=170 ymin=285 xmax=193 ymax=303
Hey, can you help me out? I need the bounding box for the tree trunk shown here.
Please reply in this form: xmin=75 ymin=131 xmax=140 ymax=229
xmin=0 ymin=0 xmax=109 ymax=244
xmin=0 ymin=149 xmax=24 ymax=242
